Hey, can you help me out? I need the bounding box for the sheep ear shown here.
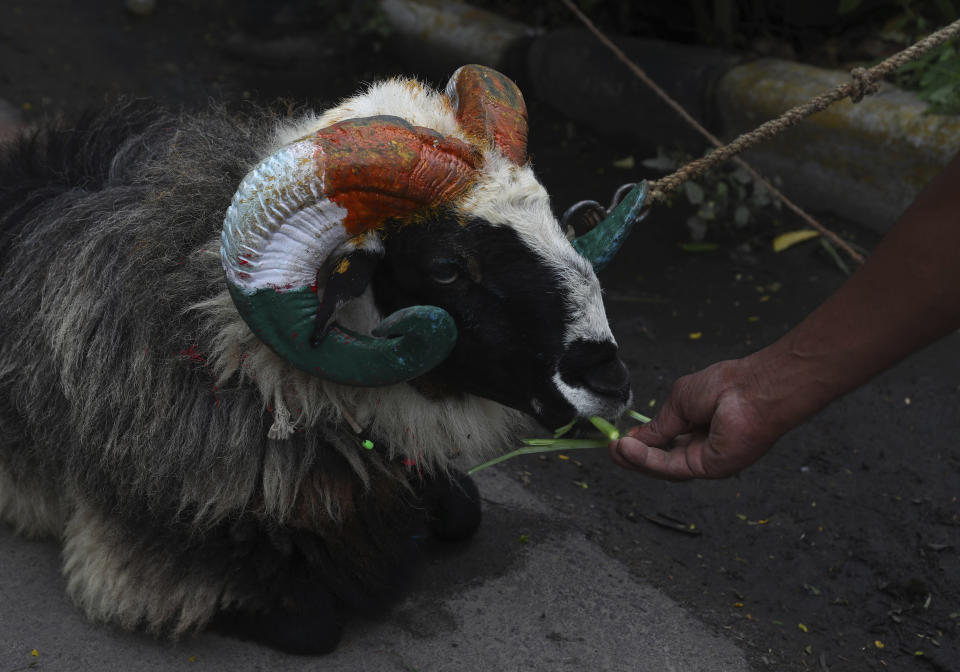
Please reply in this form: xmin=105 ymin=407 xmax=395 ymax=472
xmin=572 ymin=182 xmax=648 ymax=273
xmin=222 ymin=116 xmax=479 ymax=385
xmin=446 ymin=65 xmax=528 ymax=164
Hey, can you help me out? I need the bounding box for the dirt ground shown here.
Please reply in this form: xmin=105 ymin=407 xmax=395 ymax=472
xmin=1 ymin=2 xmax=957 ymax=671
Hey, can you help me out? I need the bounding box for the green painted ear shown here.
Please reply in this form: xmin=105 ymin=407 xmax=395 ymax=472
xmin=228 ymin=283 xmax=457 ymax=386
xmin=572 ymin=182 xmax=648 ymax=272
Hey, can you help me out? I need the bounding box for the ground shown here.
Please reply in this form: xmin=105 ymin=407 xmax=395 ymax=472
xmin=0 ymin=2 xmax=957 ymax=671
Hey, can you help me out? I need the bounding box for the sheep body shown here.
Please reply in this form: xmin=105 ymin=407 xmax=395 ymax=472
xmin=0 ymin=72 xmax=629 ymax=652
xmin=0 ymin=95 xmax=518 ymax=643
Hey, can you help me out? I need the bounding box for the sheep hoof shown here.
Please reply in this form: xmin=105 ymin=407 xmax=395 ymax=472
xmin=422 ymin=470 xmax=482 ymax=542
xmin=211 ymin=584 xmax=344 ymax=655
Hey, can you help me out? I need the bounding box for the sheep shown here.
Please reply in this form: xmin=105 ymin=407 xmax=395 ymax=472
xmin=0 ymin=65 xmax=639 ymax=654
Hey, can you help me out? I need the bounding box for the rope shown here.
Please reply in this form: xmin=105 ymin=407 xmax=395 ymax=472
xmin=651 ymin=18 xmax=960 ymax=200
xmin=562 ymin=0 xmax=960 ymax=264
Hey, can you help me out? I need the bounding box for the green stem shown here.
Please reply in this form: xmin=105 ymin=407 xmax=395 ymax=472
xmin=627 ymin=409 xmax=653 ymax=423
xmin=467 ymin=440 xmax=607 ymax=475
xmin=589 ymin=415 xmax=620 ymax=440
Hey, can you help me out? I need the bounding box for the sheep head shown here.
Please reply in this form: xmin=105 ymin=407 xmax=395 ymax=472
xmin=221 ymin=65 xmax=639 ymax=428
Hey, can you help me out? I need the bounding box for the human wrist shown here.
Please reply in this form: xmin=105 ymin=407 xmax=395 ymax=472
xmin=739 ymin=337 xmax=838 ymax=438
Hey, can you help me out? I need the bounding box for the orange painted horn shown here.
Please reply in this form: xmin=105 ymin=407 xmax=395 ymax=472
xmin=446 ymin=65 xmax=528 ymax=164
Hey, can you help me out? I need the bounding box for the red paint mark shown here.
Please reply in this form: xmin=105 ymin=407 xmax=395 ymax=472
xmin=238 ymin=271 xmax=251 ymax=280
xmin=179 ymin=344 xmax=206 ymax=364
xmin=238 ymin=256 xmax=249 ymax=266
xmin=311 ymin=282 xmax=319 ymax=293
xmin=291 ymin=331 xmax=299 ymax=339
xmin=179 ymin=345 xmax=221 ymax=408
xmin=403 ymin=452 xmax=424 ymax=476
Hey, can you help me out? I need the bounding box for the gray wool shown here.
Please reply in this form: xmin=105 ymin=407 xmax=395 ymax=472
xmin=0 ymin=104 xmax=526 ymax=538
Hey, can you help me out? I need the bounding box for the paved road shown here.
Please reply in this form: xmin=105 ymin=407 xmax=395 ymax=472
xmin=1 ymin=468 xmax=750 ymax=672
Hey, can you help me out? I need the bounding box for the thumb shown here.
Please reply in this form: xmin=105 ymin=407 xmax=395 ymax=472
xmin=630 ymin=395 xmax=692 ymax=448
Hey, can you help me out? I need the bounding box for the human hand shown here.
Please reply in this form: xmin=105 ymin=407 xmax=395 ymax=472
xmin=610 ymin=357 xmax=787 ymax=480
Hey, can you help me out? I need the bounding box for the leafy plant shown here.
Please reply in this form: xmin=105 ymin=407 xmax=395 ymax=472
xmin=642 ymin=148 xmax=783 ymax=245
xmin=862 ymin=0 xmax=960 ymax=114
xmin=894 ymin=41 xmax=960 ymax=114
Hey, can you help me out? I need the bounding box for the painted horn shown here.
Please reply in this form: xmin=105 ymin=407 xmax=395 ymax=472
xmin=446 ymin=64 xmax=528 ymax=164
xmin=571 ymin=182 xmax=649 ymax=273
xmin=221 ymin=115 xmax=482 ymax=386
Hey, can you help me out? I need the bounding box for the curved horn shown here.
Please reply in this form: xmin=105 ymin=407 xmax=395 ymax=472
xmin=222 ymin=115 xmax=481 ymax=385
xmin=446 ymin=65 xmax=528 ymax=164
xmin=572 ymin=182 xmax=648 ymax=273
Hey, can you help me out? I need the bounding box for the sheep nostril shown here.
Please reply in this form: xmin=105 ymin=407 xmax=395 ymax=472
xmin=558 ymin=339 xmax=631 ymax=400
xmin=582 ymin=357 xmax=630 ymax=398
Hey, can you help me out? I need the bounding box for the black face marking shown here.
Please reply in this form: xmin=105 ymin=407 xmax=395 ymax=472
xmin=372 ymin=214 xmax=579 ymax=428
xmin=558 ymin=339 xmax=630 ymax=403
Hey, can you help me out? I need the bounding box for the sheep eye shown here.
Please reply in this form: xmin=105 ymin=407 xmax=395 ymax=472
xmin=428 ymin=259 xmax=461 ymax=285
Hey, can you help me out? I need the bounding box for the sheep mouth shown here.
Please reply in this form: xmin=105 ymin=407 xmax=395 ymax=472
xmin=549 ymin=338 xmax=633 ymax=424
xmin=531 ymin=382 xmax=632 ymax=434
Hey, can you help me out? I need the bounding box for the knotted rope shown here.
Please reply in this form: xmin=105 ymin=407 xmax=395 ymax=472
xmin=562 ymin=0 xmax=960 ymax=264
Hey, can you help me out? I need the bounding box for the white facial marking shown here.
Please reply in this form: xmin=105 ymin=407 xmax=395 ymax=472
xmin=458 ymin=153 xmax=624 ymax=416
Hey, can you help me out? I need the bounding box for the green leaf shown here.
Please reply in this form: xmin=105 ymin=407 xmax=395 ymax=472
xmin=553 ymin=418 xmax=577 ymax=438
xmin=641 ymin=155 xmax=677 ymax=171
xmin=684 ymin=181 xmax=705 ymax=205
xmin=734 ymin=205 xmax=751 ymax=227
xmin=715 ymin=181 xmax=729 ymax=201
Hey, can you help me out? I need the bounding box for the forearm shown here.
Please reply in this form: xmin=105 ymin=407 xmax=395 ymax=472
xmin=750 ymin=152 xmax=960 ymax=431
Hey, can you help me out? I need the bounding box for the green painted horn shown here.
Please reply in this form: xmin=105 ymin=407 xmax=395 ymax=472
xmin=227 ymin=283 xmax=457 ymax=386
xmin=571 ymin=182 xmax=648 ymax=272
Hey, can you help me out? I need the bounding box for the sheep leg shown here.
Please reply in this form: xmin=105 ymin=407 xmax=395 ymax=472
xmin=61 ymin=501 xmax=350 ymax=652
xmin=414 ymin=469 xmax=482 ymax=542
xmin=211 ymin=579 xmax=344 ymax=655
